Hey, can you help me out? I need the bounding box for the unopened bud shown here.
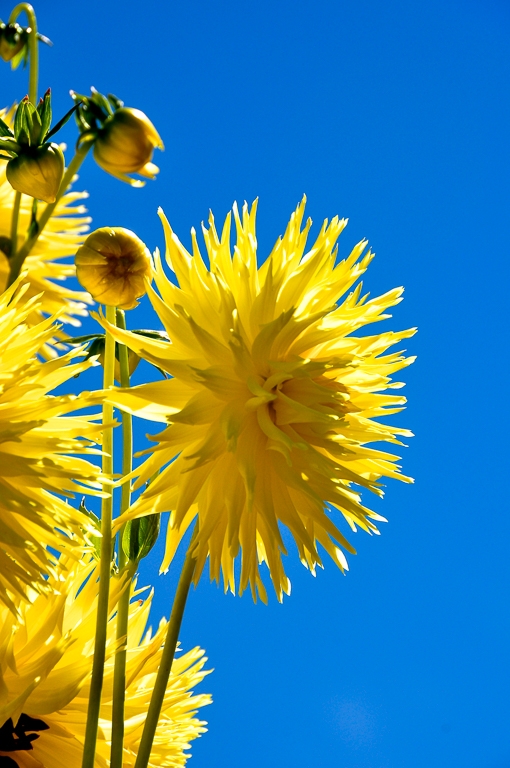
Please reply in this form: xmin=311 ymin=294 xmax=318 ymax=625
xmin=6 ymin=143 xmax=64 ymax=203
xmin=0 ymin=22 xmax=27 ymax=63
xmin=93 ymin=107 xmax=163 ymax=186
xmin=75 ymin=227 xmax=152 ymax=309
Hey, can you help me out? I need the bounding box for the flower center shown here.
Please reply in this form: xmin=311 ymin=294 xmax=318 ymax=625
xmin=0 ymin=714 xmax=49 ymax=760
xmin=105 ymin=252 xmax=138 ymax=278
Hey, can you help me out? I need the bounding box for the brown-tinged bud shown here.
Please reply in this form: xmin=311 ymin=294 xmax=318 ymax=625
xmin=93 ymin=107 xmax=163 ymax=186
xmin=5 ymin=142 xmax=64 ymax=203
xmin=75 ymin=227 xmax=152 ymax=309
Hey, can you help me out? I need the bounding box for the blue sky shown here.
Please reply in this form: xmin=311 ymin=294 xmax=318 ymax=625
xmin=6 ymin=0 xmax=510 ymax=766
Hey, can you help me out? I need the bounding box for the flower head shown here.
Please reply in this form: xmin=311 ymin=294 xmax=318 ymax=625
xmin=93 ymin=107 xmax=163 ymax=187
xmin=0 ymin=281 xmax=103 ymax=612
xmin=0 ymin=555 xmax=211 ymax=768
xmin=75 ymin=226 xmax=152 ymax=309
xmin=102 ymin=198 xmax=415 ymax=602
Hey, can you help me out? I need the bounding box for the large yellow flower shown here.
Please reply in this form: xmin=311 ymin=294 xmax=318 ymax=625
xmin=0 ymin=133 xmax=92 ymax=357
xmin=101 ymin=198 xmax=416 ymax=601
xmin=0 ymin=555 xmax=211 ymax=768
xmin=0 ymin=280 xmax=103 ymax=613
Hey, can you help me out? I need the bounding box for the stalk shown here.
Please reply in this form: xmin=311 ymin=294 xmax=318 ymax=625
xmin=9 ymin=3 xmax=38 ymax=104
xmin=9 ymin=192 xmax=22 ymax=260
xmin=110 ymin=309 xmax=133 ymax=768
xmin=81 ymin=304 xmax=116 ymax=768
xmin=133 ymin=525 xmax=198 ymax=768
xmin=7 ymin=4 xmax=38 ymax=273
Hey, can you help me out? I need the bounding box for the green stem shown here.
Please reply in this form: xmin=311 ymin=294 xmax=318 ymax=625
xmin=133 ymin=525 xmax=199 ymax=768
xmin=9 ymin=192 xmax=22 ymax=260
xmin=7 ymin=141 xmax=92 ymax=286
xmin=110 ymin=309 xmax=133 ymax=768
xmin=81 ymin=304 xmax=117 ymax=768
xmin=7 ymin=5 xmax=38 ymax=279
xmin=9 ymin=3 xmax=38 ymax=104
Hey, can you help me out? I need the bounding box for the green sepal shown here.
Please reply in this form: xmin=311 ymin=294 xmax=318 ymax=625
xmin=0 ymin=115 xmax=14 ymax=138
xmin=90 ymin=86 xmax=114 ymax=116
xmin=122 ymin=515 xmax=160 ymax=563
xmin=45 ymin=101 xmax=80 ymax=141
xmin=10 ymin=42 xmax=28 ymax=70
xmin=37 ymin=89 xmax=52 ymax=140
xmin=107 ymin=93 xmax=124 ymax=111
xmin=13 ymin=98 xmax=35 ymax=146
xmin=28 ymin=107 xmax=43 ymax=145
xmin=0 ymin=136 xmax=21 ymax=153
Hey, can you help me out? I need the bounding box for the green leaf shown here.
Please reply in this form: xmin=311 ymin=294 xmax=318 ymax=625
xmin=122 ymin=515 xmax=161 ymax=563
xmin=66 ymin=333 xmax=105 ymax=345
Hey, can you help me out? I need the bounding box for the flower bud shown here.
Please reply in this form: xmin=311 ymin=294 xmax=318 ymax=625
xmin=6 ymin=142 xmax=64 ymax=202
xmin=0 ymin=22 xmax=27 ymax=63
xmin=75 ymin=227 xmax=152 ymax=309
xmin=93 ymin=107 xmax=163 ymax=186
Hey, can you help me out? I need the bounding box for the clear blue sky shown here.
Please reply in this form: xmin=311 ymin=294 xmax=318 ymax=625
xmin=7 ymin=0 xmax=510 ymax=766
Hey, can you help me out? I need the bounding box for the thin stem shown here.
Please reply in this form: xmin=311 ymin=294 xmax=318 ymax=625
xmin=7 ymin=141 xmax=92 ymax=286
xmin=81 ymin=304 xmax=117 ymax=768
xmin=133 ymin=525 xmax=199 ymax=768
xmin=9 ymin=4 xmax=38 ymax=104
xmin=7 ymin=5 xmax=38 ymax=276
xmin=110 ymin=309 xmax=133 ymax=768
xmin=9 ymin=192 xmax=22 ymax=260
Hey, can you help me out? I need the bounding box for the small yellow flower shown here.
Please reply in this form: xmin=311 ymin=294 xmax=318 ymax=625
xmin=100 ymin=198 xmax=416 ymax=602
xmin=6 ymin=142 xmax=64 ymax=203
xmin=93 ymin=107 xmax=163 ymax=187
xmin=75 ymin=226 xmax=152 ymax=309
xmin=0 ymin=555 xmax=211 ymax=768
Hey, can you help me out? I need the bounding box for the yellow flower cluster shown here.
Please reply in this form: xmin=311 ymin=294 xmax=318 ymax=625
xmin=0 ymin=554 xmax=211 ymax=768
xmin=101 ymin=198 xmax=416 ymax=601
xmin=0 ymin=281 xmax=102 ymax=613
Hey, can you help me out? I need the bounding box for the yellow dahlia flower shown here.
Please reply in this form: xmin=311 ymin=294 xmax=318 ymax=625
xmin=102 ymin=198 xmax=416 ymax=601
xmin=0 ymin=281 xmax=103 ymax=613
xmin=0 ymin=131 xmax=92 ymax=356
xmin=0 ymin=555 xmax=211 ymax=768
